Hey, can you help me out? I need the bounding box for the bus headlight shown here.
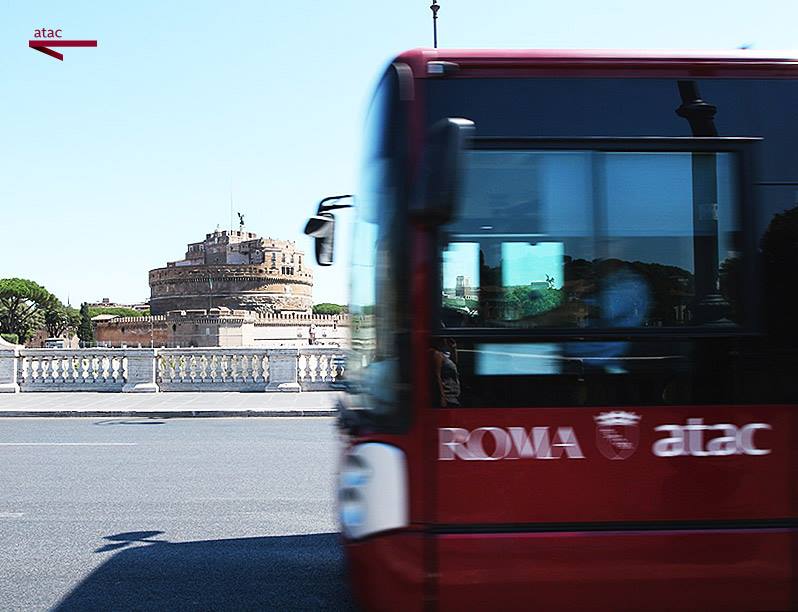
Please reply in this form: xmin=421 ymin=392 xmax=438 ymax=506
xmin=339 ymin=443 xmax=408 ymax=539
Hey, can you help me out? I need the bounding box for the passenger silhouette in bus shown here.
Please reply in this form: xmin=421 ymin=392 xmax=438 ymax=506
xmin=432 ymin=337 xmax=461 ymax=407
xmin=568 ymin=259 xmax=651 ymax=373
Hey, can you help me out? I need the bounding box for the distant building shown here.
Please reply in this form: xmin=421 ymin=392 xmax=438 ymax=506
xmin=93 ymin=308 xmax=349 ymax=349
xmin=88 ymin=298 xmax=150 ymax=312
xmin=149 ymin=229 xmax=313 ymax=315
xmin=455 ymin=275 xmax=473 ymax=298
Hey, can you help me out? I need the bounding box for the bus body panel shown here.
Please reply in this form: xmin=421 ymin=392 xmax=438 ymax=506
xmin=434 ymin=405 xmax=794 ymax=525
xmin=436 ymin=529 xmax=795 ymax=611
xmin=347 ymin=532 xmax=425 ymax=612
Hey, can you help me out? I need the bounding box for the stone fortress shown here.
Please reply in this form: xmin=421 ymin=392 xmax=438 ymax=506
xmin=149 ymin=229 xmax=313 ymax=315
xmin=93 ymin=228 xmax=348 ymax=349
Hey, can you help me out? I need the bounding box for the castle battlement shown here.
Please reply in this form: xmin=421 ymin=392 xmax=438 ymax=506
xmin=149 ymin=228 xmax=313 ymax=316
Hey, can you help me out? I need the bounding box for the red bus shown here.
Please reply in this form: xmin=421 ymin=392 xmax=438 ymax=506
xmin=306 ymin=49 xmax=798 ymax=611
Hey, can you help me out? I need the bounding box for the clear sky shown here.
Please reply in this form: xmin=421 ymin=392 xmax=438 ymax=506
xmin=1 ymin=0 xmax=795 ymax=307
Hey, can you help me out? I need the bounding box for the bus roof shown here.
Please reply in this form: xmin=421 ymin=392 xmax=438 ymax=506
xmin=395 ymin=48 xmax=798 ymax=78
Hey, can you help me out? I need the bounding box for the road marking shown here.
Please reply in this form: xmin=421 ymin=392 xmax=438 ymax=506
xmin=0 ymin=512 xmax=24 ymax=518
xmin=0 ymin=442 xmax=137 ymax=446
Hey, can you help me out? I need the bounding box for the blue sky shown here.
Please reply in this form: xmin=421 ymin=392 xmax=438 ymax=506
xmin=1 ymin=0 xmax=795 ymax=306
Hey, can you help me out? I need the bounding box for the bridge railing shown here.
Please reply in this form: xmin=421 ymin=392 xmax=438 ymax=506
xmin=0 ymin=345 xmax=346 ymax=393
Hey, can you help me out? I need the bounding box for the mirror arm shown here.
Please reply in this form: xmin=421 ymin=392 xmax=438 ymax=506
xmin=317 ymin=194 xmax=354 ymax=214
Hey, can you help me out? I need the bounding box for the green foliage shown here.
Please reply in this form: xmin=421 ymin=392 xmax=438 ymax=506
xmin=442 ymin=296 xmax=479 ymax=311
xmin=761 ymin=205 xmax=798 ymax=342
xmin=0 ymin=278 xmax=59 ymax=343
xmin=77 ymin=303 xmax=95 ymax=345
xmin=504 ymin=285 xmax=564 ymax=319
xmin=313 ymin=303 xmax=347 ymax=315
xmin=88 ymin=306 xmax=147 ymax=318
xmin=761 ymin=205 xmax=798 ymax=265
xmin=1 ymin=333 xmax=19 ymax=345
xmin=44 ymin=305 xmax=80 ymax=338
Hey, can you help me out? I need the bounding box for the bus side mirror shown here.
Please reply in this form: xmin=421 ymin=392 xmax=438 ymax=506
xmin=412 ymin=117 xmax=475 ymax=224
xmin=304 ymin=195 xmax=354 ymax=266
xmin=304 ymin=213 xmax=335 ymax=266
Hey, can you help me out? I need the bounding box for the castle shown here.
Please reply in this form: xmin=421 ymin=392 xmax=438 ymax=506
xmin=149 ymin=229 xmax=313 ymax=315
xmin=92 ymin=229 xmax=348 ymax=349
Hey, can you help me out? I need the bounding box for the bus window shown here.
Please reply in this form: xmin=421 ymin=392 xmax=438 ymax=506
xmin=439 ymin=146 xmax=742 ymax=329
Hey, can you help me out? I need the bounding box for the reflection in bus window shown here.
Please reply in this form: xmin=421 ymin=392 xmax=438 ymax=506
xmin=440 ymin=149 xmax=740 ymax=329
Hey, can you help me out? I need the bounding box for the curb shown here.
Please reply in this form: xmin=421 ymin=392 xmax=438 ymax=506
xmin=0 ymin=409 xmax=338 ymax=418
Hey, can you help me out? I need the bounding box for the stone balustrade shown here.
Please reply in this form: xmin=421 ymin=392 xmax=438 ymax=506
xmin=0 ymin=345 xmax=345 ymax=393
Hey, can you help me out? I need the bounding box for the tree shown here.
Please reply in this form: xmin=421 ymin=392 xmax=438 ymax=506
xmin=313 ymin=303 xmax=346 ymax=315
xmin=761 ymin=205 xmax=798 ymax=343
xmin=77 ymin=302 xmax=95 ymax=346
xmin=88 ymin=306 xmax=147 ymax=318
xmin=0 ymin=278 xmax=59 ymax=343
xmin=44 ymin=304 xmax=81 ymax=338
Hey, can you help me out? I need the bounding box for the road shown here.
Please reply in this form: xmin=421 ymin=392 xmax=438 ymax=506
xmin=0 ymin=417 xmax=355 ymax=611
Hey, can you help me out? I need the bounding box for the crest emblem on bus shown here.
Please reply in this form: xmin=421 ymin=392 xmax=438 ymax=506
xmin=594 ymin=411 xmax=641 ymax=460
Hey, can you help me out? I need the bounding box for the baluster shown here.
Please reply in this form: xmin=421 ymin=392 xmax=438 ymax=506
xmin=253 ymin=354 xmax=261 ymax=382
xmin=111 ymin=356 xmax=121 ymax=382
xmin=298 ymin=354 xmax=307 ymax=382
xmin=68 ymin=355 xmax=80 ymax=385
xmin=179 ymin=356 xmax=188 ymax=382
xmin=209 ymin=355 xmax=218 ymax=381
xmin=319 ymin=355 xmax=329 ymax=381
xmin=308 ymin=354 xmax=318 ymax=382
xmin=245 ymin=354 xmax=255 ymax=382
xmin=60 ymin=355 xmax=70 ymax=383
xmin=105 ymin=355 xmax=113 ymax=382
xmin=156 ymin=355 xmax=165 ymax=383
xmin=168 ymin=355 xmax=177 ymax=382
xmin=27 ymin=357 xmax=36 ymax=383
xmin=188 ymin=355 xmax=198 ymax=382
xmin=199 ymin=355 xmax=208 ymax=382
xmin=262 ymin=354 xmax=269 ymax=383
xmin=51 ymin=356 xmax=62 ymax=384
xmin=230 ymin=354 xmax=239 ymax=383
xmin=41 ymin=357 xmax=51 ymax=383
xmin=219 ymin=355 xmax=229 ymax=382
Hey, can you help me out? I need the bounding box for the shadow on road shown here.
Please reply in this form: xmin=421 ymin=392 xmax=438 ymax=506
xmin=93 ymin=419 xmax=166 ymax=426
xmin=53 ymin=531 xmax=357 ymax=611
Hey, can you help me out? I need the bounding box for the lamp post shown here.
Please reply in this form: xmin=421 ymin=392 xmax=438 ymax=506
xmin=430 ymin=1 xmax=440 ymax=48
xmin=675 ymin=80 xmax=728 ymax=324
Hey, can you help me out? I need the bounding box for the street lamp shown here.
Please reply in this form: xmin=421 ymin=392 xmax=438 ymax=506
xmin=430 ymin=1 xmax=440 ymax=48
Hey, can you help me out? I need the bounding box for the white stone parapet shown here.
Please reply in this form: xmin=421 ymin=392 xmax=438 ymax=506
xmin=17 ymin=348 xmax=130 ymax=392
xmin=0 ymin=347 xmax=346 ymax=393
xmin=0 ymin=336 xmax=21 ymax=393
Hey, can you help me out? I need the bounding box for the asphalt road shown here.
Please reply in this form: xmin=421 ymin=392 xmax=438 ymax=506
xmin=0 ymin=417 xmax=355 ymax=611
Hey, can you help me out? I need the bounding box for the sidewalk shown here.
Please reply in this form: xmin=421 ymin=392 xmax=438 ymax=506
xmin=0 ymin=392 xmax=341 ymax=417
